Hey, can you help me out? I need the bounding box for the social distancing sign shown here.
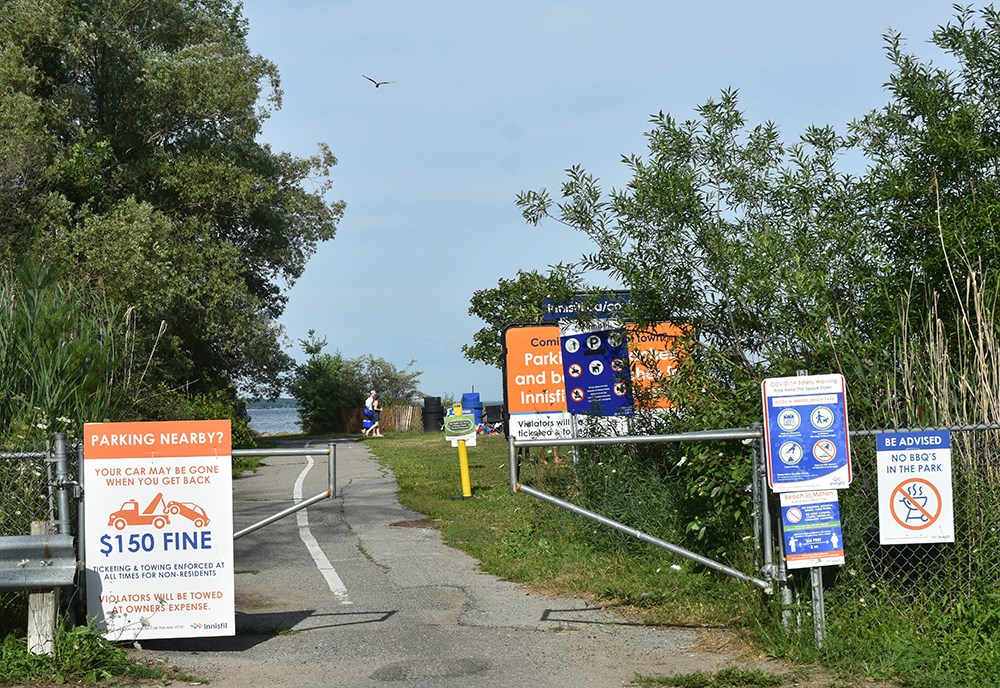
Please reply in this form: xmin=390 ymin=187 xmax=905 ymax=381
xmin=780 ymin=490 xmax=845 ymax=569
xmin=876 ymin=431 xmax=954 ymax=544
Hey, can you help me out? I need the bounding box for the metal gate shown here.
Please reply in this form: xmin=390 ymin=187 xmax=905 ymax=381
xmin=510 ymin=422 xmax=1000 ymax=647
xmin=510 ymin=428 xmax=773 ymax=594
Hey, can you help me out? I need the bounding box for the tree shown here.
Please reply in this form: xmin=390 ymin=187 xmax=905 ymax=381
xmin=287 ymin=332 xmax=423 ymax=431
xmin=0 ymin=0 xmax=344 ymax=397
xmin=463 ymin=267 xmax=579 ymax=369
xmin=848 ymin=6 xmax=1000 ymax=338
xmin=287 ymin=332 xmax=364 ymax=433
xmin=353 ymin=354 xmax=423 ymax=405
xmin=517 ymin=89 xmax=877 ymax=422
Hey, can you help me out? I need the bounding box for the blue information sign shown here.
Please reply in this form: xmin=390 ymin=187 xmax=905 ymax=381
xmin=560 ymin=328 xmax=634 ymax=416
xmin=762 ymin=374 xmax=852 ymax=492
xmin=780 ymin=490 xmax=845 ymax=569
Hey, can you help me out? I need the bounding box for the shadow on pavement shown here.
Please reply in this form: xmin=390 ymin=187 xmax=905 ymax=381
xmin=141 ymin=608 xmax=399 ymax=653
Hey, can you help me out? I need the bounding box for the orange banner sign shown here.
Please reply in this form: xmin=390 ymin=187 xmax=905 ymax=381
xmin=85 ymin=420 xmax=231 ymax=459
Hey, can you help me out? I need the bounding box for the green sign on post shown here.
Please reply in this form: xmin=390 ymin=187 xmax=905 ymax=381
xmin=444 ymin=414 xmax=476 ymax=444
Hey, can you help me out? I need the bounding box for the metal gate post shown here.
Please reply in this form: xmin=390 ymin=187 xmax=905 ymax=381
xmin=508 ymin=436 xmax=518 ymax=494
xmin=51 ymin=432 xmax=72 ymax=536
xmin=753 ymin=423 xmax=774 ymax=584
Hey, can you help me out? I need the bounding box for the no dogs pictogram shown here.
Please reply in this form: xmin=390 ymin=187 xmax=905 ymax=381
xmin=890 ymin=478 xmax=942 ymax=530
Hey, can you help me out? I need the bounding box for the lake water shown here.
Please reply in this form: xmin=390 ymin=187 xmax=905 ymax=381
xmin=247 ymin=407 xmax=302 ymax=435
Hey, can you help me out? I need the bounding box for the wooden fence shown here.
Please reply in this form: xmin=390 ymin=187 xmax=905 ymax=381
xmin=342 ymin=405 xmax=422 ymax=433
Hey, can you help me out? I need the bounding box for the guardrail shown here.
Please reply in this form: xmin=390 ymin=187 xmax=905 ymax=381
xmin=0 ymin=534 xmax=76 ymax=591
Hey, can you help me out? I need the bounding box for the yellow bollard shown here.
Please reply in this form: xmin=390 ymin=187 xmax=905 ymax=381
xmin=454 ymin=403 xmax=472 ymax=498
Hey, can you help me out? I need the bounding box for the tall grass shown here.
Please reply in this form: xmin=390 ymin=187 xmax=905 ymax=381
xmin=0 ymin=258 xmax=147 ymax=448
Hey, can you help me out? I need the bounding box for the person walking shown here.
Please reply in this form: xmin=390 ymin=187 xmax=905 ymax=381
xmin=363 ymin=390 xmax=377 ymax=437
xmin=370 ymin=393 xmax=383 ymax=437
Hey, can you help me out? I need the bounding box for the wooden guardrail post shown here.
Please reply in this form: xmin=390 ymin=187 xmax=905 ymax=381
xmin=27 ymin=521 xmax=58 ymax=655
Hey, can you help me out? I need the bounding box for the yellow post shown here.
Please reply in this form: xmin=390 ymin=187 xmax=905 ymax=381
xmin=454 ymin=403 xmax=472 ymax=498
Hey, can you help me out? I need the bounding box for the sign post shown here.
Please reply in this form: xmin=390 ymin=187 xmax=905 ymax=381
xmin=83 ymin=420 xmax=234 ymax=640
xmin=444 ymin=404 xmax=475 ymax=498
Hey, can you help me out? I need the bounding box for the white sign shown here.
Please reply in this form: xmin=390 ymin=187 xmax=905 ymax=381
xmin=876 ymin=431 xmax=954 ymax=544
xmin=83 ymin=420 xmax=235 ymax=640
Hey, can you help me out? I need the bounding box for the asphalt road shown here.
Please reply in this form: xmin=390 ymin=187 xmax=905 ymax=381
xmin=137 ymin=438 xmax=780 ymax=687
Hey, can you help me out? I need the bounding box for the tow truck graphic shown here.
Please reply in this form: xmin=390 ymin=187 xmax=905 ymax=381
xmin=107 ymin=492 xmax=210 ymax=530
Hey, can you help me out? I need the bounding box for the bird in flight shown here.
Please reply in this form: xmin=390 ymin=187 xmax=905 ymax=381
xmin=363 ymin=74 xmax=394 ymax=88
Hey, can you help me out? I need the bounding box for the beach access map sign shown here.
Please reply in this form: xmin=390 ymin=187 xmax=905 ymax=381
xmin=876 ymin=431 xmax=954 ymax=545
xmin=83 ymin=420 xmax=235 ymax=640
xmin=762 ymin=374 xmax=852 ymax=492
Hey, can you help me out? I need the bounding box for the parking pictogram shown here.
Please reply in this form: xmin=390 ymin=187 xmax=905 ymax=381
xmin=890 ymin=478 xmax=942 ymax=530
xmin=568 ymin=363 xmax=582 ymax=378
xmin=570 ymin=388 xmax=585 ymax=403
xmin=813 ymin=439 xmax=837 ymax=463
xmin=586 ymin=334 xmax=602 ymax=351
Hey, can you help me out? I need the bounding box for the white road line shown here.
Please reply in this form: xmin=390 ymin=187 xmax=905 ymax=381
xmin=295 ymin=455 xmax=352 ymax=604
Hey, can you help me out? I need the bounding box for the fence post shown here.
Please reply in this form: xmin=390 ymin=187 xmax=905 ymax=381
xmin=27 ymin=521 xmax=58 ymax=654
xmin=51 ymin=432 xmax=72 ymax=536
xmin=752 ymin=423 xmax=774 ymax=582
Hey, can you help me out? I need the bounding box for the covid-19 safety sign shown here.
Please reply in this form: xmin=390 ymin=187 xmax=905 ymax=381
xmin=762 ymin=374 xmax=852 ymax=492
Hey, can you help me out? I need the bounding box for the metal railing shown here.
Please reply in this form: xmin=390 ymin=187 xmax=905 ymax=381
xmin=511 ymin=428 xmax=772 ymax=593
xmin=231 ymin=444 xmax=336 ymax=539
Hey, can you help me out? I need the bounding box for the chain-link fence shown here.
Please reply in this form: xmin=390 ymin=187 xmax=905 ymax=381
xmin=0 ymin=438 xmax=80 ymax=633
xmin=760 ymin=423 xmax=1000 ymax=652
xmin=830 ymin=426 xmax=1000 ymax=622
xmin=0 ymin=447 xmax=54 ymax=538
xmin=0 ymin=445 xmax=53 ymax=629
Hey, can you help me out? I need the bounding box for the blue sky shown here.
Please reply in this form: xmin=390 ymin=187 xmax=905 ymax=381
xmin=241 ymin=1 xmax=958 ymax=403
